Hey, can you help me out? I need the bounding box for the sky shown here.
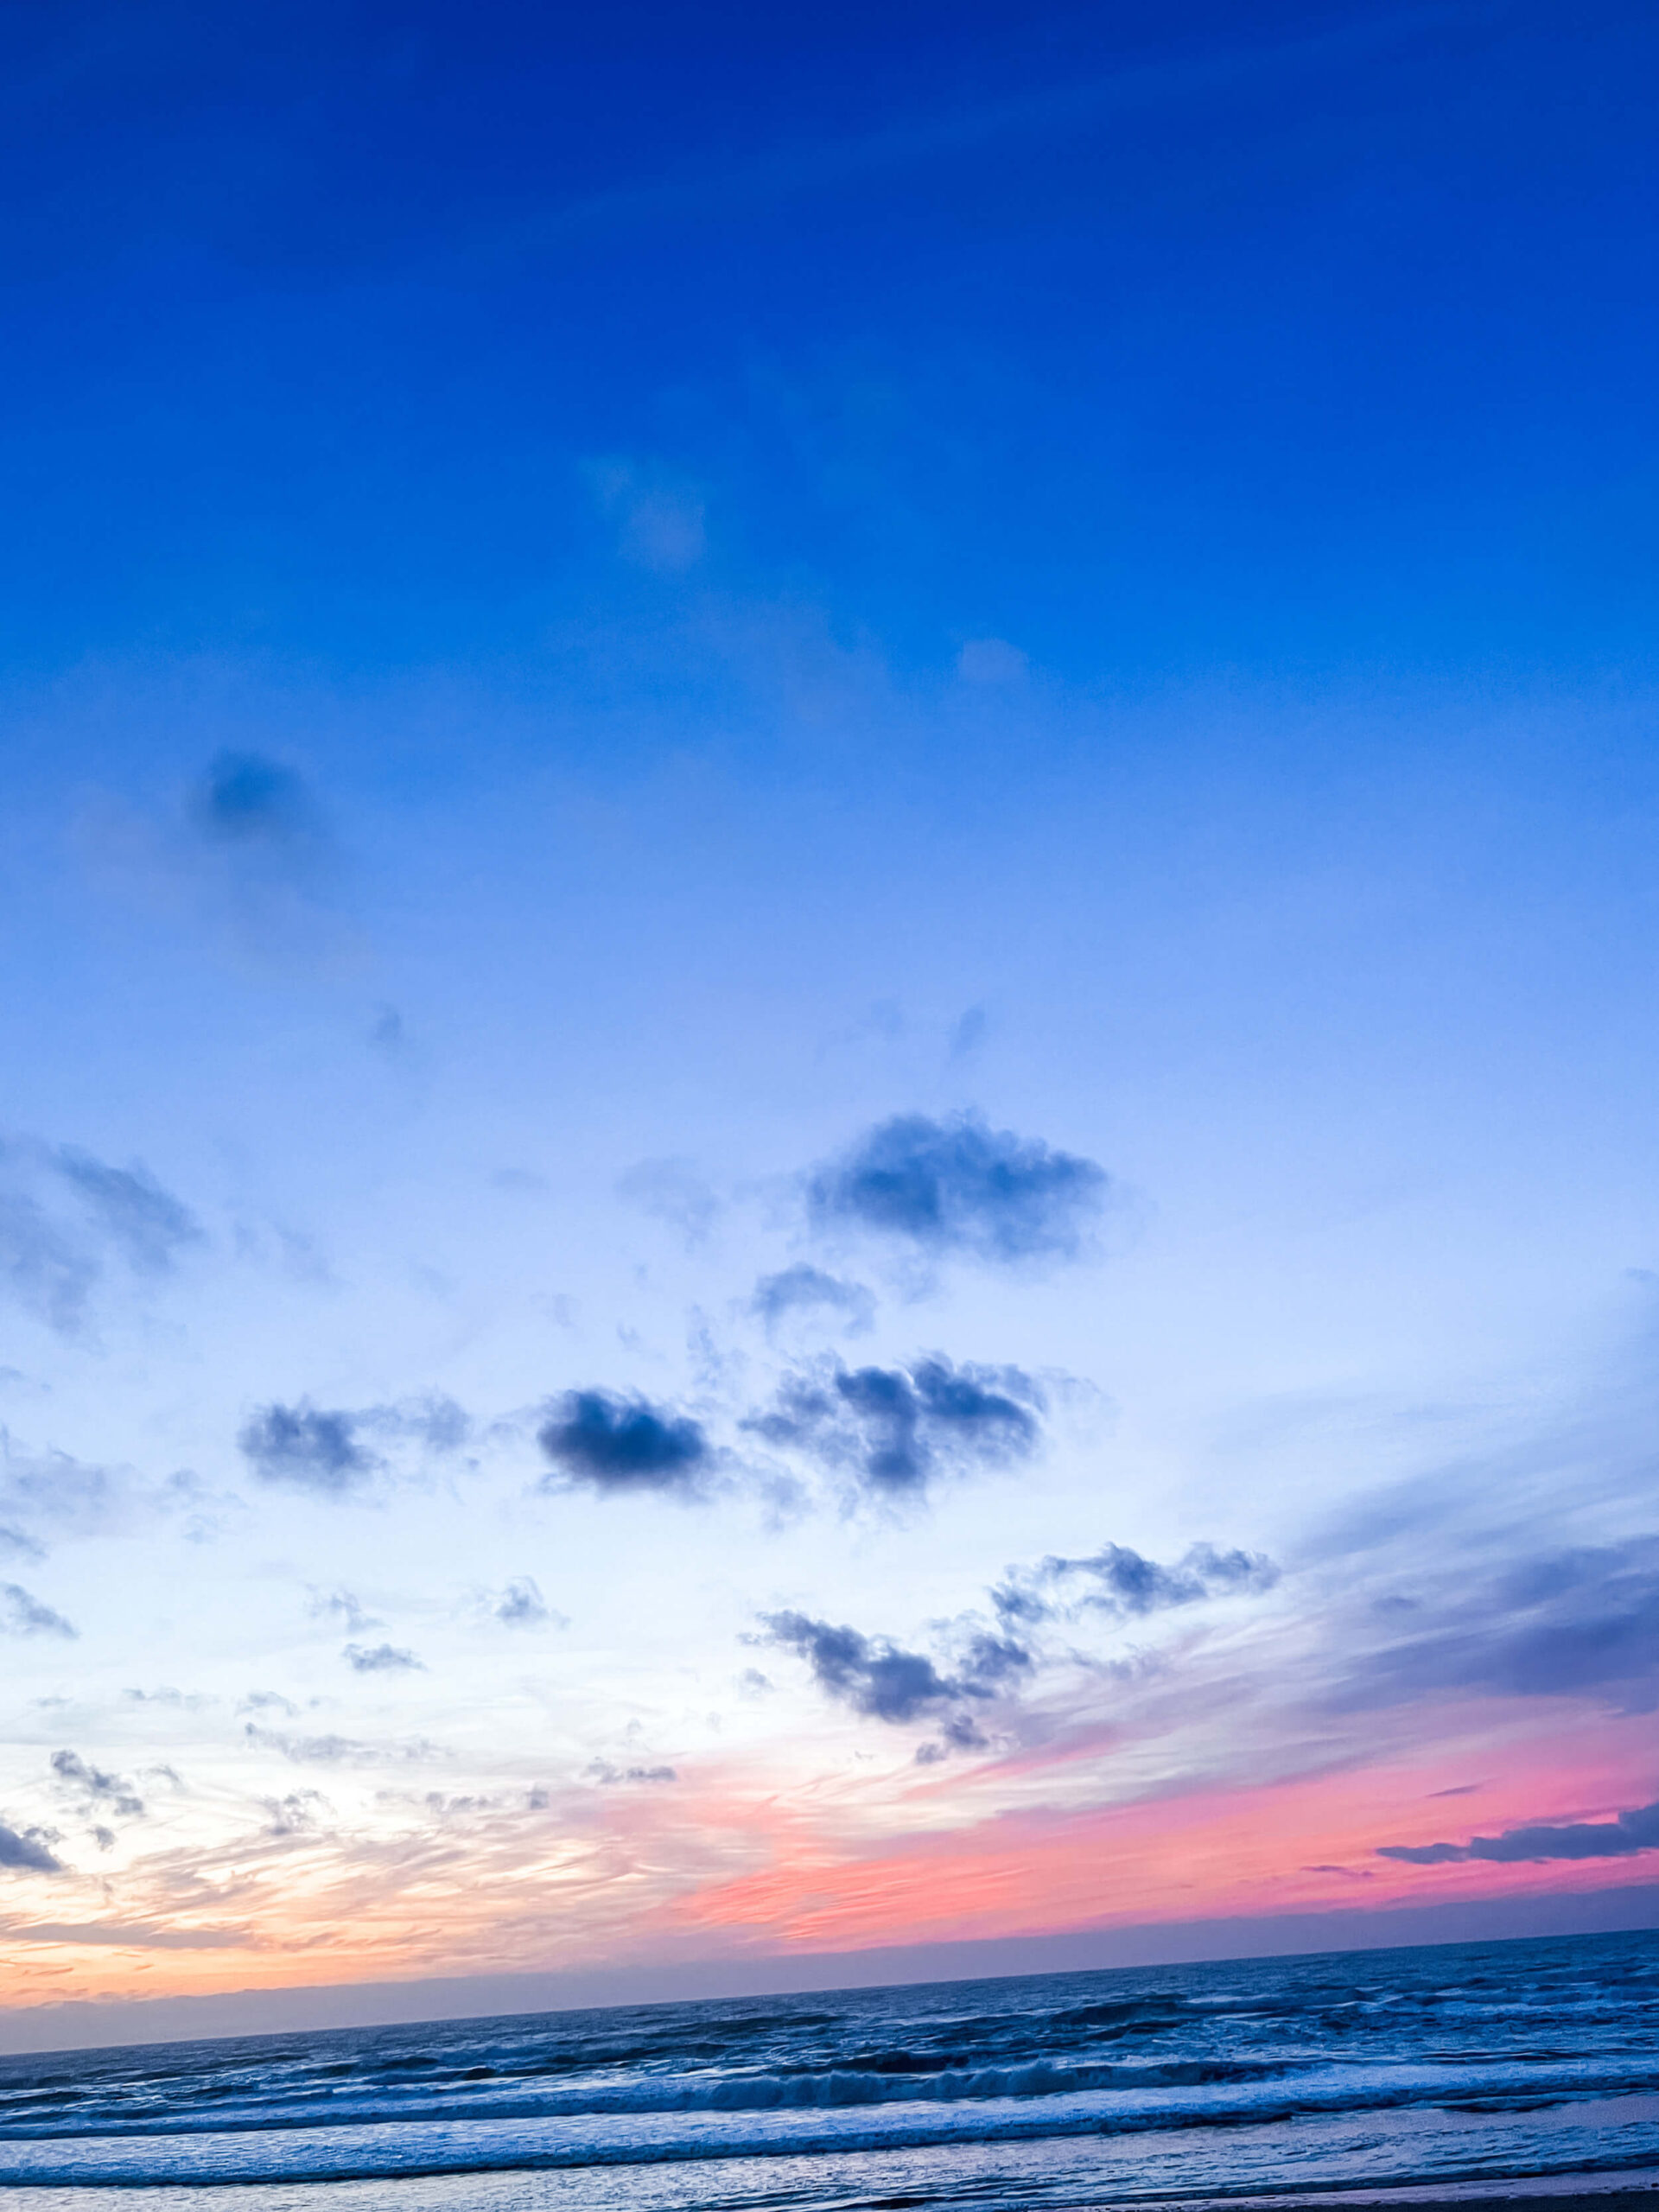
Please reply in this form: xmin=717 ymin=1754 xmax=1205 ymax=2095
xmin=3 ymin=0 xmax=1659 ymax=2045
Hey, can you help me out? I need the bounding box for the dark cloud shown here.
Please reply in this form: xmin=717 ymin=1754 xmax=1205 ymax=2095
xmin=1 ymin=1583 xmax=77 ymax=1638
xmin=343 ymin=1642 xmax=424 ymax=1673
xmin=807 ymin=1111 xmax=1107 ymax=1264
xmin=0 ymin=1139 xmax=201 ymax=1335
xmin=588 ymin=1760 xmax=678 ymax=1783
xmin=761 ymin=1611 xmax=1031 ymax=1732
xmin=0 ymin=1524 xmax=45 ymax=1562
xmin=50 ymin=1750 xmax=144 ymax=1819
xmin=239 ymin=1403 xmax=378 ymax=1495
xmin=747 ymin=1356 xmax=1041 ymax=1496
xmin=994 ymin=1541 xmax=1278 ymax=1626
xmin=192 ymin=753 xmax=320 ymax=852
xmin=538 ymin=1389 xmax=711 ymax=1497
xmin=751 ymin=1265 xmax=874 ymax=1337
xmin=1380 ymin=1798 xmax=1659 ymax=1866
xmin=0 ymin=1821 xmax=60 ymax=1874
xmin=760 ymin=1535 xmax=1276 ymax=1756
xmin=1335 ymin=1541 xmax=1659 ymax=1713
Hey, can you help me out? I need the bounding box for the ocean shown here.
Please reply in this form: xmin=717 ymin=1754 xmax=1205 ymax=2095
xmin=2 ymin=1930 xmax=1657 ymax=2209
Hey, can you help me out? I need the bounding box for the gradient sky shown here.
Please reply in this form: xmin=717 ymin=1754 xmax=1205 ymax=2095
xmin=3 ymin=0 xmax=1659 ymax=2036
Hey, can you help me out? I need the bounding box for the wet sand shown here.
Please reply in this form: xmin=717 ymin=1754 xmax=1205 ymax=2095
xmin=1130 ymin=2178 xmax=1659 ymax=2212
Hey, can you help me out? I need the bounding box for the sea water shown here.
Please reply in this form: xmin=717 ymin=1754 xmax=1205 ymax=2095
xmin=3 ymin=1929 xmax=1658 ymax=2209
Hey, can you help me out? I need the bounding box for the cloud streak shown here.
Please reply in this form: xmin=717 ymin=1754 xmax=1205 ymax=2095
xmin=1 ymin=1583 xmax=77 ymax=1638
xmin=1332 ymin=1541 xmax=1659 ymax=1714
xmin=1381 ymin=1798 xmax=1659 ymax=1866
xmin=0 ymin=1137 xmax=201 ymax=1336
xmin=994 ymin=1541 xmax=1279 ymax=1626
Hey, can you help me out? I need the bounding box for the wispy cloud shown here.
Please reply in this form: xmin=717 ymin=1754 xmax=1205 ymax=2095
xmin=79 ymin=747 xmax=353 ymax=969
xmin=1 ymin=1583 xmax=76 ymax=1638
xmin=750 ymin=1265 xmax=874 ymax=1338
xmin=239 ymin=1395 xmax=472 ymax=1497
xmin=308 ymin=1587 xmax=380 ymax=1635
xmin=746 ymin=1355 xmax=1041 ymax=1497
xmin=617 ymin=1155 xmax=721 ymax=1246
xmin=1329 ymin=1540 xmax=1659 ymax=1715
xmin=242 ymin=1723 xmax=443 ymax=1765
xmin=0 ymin=1136 xmax=201 ymax=1337
xmin=342 ymin=1642 xmax=424 ymax=1674
xmin=0 ymin=1434 xmax=161 ymax=1548
xmin=50 ymin=1749 xmax=144 ymax=1819
xmin=994 ymin=1541 xmax=1279 ymax=1627
xmin=476 ymin=4 xmax=1478 ymax=269
xmin=239 ymin=1404 xmax=380 ymax=1496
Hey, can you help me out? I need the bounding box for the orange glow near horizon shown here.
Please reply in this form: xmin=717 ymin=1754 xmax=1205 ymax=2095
xmin=5 ymin=1700 xmax=1655 ymax=2013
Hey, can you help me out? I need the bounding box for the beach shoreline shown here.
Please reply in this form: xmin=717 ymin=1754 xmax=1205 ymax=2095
xmin=1116 ymin=2179 xmax=1659 ymax=2212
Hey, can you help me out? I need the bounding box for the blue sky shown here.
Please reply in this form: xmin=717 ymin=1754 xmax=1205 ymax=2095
xmin=2 ymin=0 xmax=1659 ymax=2040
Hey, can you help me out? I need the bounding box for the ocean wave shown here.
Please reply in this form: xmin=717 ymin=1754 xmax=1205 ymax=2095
xmin=0 ymin=2053 xmax=1653 ymax=2149
xmin=0 ymin=2056 xmax=1289 ymax=2139
xmin=3 ymin=2082 xmax=1659 ymax=2192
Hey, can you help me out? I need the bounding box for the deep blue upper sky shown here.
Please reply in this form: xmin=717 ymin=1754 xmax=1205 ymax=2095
xmin=4 ymin=0 xmax=1655 ymax=691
